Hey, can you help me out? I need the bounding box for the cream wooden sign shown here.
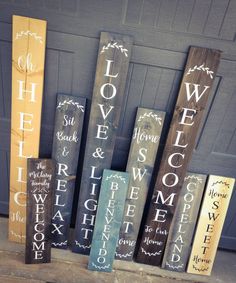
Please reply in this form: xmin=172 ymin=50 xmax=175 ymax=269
xmin=187 ymin=175 xmax=235 ymax=275
xmin=9 ymin=15 xmax=47 ymax=243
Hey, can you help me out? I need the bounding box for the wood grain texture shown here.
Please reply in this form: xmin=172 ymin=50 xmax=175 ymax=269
xmin=9 ymin=15 xmax=47 ymax=243
xmin=25 ymin=159 xmax=55 ymax=264
xmin=88 ymin=169 xmax=129 ymax=272
xmin=187 ymin=175 xmax=235 ymax=276
xmin=51 ymin=94 xmax=86 ymax=249
xmin=136 ymin=47 xmax=221 ymax=266
xmin=161 ymin=172 xmax=207 ymax=272
xmin=115 ymin=108 xmax=165 ymax=261
xmin=73 ymin=32 xmax=133 ymax=255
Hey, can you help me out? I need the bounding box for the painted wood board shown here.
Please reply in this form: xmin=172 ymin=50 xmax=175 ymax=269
xmin=9 ymin=15 xmax=47 ymax=243
xmin=161 ymin=172 xmax=207 ymax=272
xmin=136 ymin=47 xmax=221 ymax=266
xmin=25 ymin=159 xmax=55 ymax=264
xmin=115 ymin=108 xmax=165 ymax=261
xmin=187 ymin=175 xmax=235 ymax=276
xmin=51 ymin=94 xmax=86 ymax=249
xmin=88 ymin=169 xmax=129 ymax=272
xmin=73 ymin=32 xmax=133 ymax=255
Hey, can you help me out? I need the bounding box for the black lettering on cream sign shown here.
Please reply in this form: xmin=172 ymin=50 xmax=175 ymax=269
xmin=115 ymin=108 xmax=165 ymax=261
xmin=51 ymin=94 xmax=86 ymax=249
xmin=136 ymin=47 xmax=221 ymax=266
xmin=187 ymin=175 xmax=235 ymax=276
xmin=73 ymin=32 xmax=133 ymax=255
xmin=25 ymin=159 xmax=55 ymax=264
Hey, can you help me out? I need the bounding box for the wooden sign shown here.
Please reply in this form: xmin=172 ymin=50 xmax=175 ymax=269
xmin=25 ymin=159 xmax=55 ymax=264
xmin=9 ymin=15 xmax=47 ymax=243
xmin=51 ymin=94 xmax=86 ymax=249
xmin=136 ymin=47 xmax=221 ymax=266
xmin=88 ymin=169 xmax=129 ymax=272
xmin=187 ymin=175 xmax=235 ymax=276
xmin=115 ymin=108 xmax=165 ymax=261
xmin=73 ymin=32 xmax=133 ymax=255
xmin=162 ymin=172 xmax=207 ymax=272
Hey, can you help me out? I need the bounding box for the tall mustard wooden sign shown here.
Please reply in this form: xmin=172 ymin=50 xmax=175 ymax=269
xmin=73 ymin=32 xmax=133 ymax=254
xmin=187 ymin=175 xmax=235 ymax=276
xmin=9 ymin=15 xmax=47 ymax=243
xmin=136 ymin=47 xmax=221 ymax=266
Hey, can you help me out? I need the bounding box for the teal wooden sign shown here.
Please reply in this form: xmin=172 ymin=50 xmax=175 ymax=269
xmin=88 ymin=169 xmax=129 ymax=272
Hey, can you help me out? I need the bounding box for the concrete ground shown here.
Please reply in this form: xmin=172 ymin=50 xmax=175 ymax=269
xmin=0 ymin=217 xmax=235 ymax=283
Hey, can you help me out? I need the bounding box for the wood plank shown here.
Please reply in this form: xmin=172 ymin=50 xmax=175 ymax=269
xmin=136 ymin=47 xmax=221 ymax=266
xmin=72 ymin=32 xmax=133 ymax=255
xmin=88 ymin=169 xmax=129 ymax=272
xmin=187 ymin=175 xmax=235 ymax=276
xmin=25 ymin=159 xmax=55 ymax=264
xmin=51 ymin=94 xmax=86 ymax=249
xmin=161 ymin=172 xmax=207 ymax=272
xmin=9 ymin=15 xmax=47 ymax=243
xmin=115 ymin=108 xmax=165 ymax=261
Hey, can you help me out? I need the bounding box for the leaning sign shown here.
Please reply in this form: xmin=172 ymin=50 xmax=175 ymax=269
xmin=51 ymin=94 xmax=86 ymax=249
xmin=25 ymin=159 xmax=55 ymax=264
xmin=73 ymin=32 xmax=133 ymax=254
xmin=136 ymin=47 xmax=221 ymax=266
xmin=9 ymin=15 xmax=47 ymax=243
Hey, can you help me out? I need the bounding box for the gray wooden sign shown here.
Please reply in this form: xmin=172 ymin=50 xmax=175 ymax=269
xmin=51 ymin=94 xmax=86 ymax=249
xmin=88 ymin=169 xmax=129 ymax=272
xmin=25 ymin=159 xmax=55 ymax=264
xmin=73 ymin=32 xmax=133 ymax=255
xmin=115 ymin=108 xmax=165 ymax=261
xmin=162 ymin=172 xmax=207 ymax=272
xmin=136 ymin=47 xmax=221 ymax=266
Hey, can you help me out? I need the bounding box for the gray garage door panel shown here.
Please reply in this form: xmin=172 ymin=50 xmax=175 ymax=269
xmin=0 ymin=0 xmax=235 ymax=250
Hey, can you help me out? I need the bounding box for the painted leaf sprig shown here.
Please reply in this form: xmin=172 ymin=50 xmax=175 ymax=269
xmin=57 ymin=99 xmax=84 ymax=112
xmin=138 ymin=112 xmax=162 ymax=125
xmin=100 ymin=42 xmax=128 ymax=57
xmin=186 ymin=64 xmax=214 ymax=79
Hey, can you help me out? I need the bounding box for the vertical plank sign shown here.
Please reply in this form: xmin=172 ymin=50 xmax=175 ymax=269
xmin=136 ymin=47 xmax=221 ymax=266
xmin=115 ymin=108 xmax=165 ymax=261
xmin=9 ymin=16 xmax=47 ymax=243
xmin=73 ymin=32 xmax=133 ymax=254
xmin=161 ymin=172 xmax=207 ymax=272
xmin=88 ymin=170 xmax=129 ymax=272
xmin=25 ymin=159 xmax=55 ymax=264
xmin=187 ymin=175 xmax=235 ymax=276
xmin=51 ymin=94 xmax=86 ymax=249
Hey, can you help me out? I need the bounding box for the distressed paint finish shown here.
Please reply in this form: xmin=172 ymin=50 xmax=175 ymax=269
xmin=162 ymin=172 xmax=207 ymax=272
xmin=115 ymin=108 xmax=165 ymax=261
xmin=73 ymin=32 xmax=133 ymax=255
xmin=9 ymin=15 xmax=47 ymax=243
xmin=25 ymin=159 xmax=55 ymax=264
xmin=187 ymin=175 xmax=235 ymax=276
xmin=136 ymin=47 xmax=221 ymax=266
xmin=51 ymin=94 xmax=86 ymax=249
xmin=88 ymin=169 xmax=129 ymax=272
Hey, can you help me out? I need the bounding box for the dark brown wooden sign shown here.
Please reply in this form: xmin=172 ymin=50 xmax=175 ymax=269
xmin=25 ymin=159 xmax=55 ymax=264
xmin=115 ymin=108 xmax=165 ymax=261
xmin=51 ymin=94 xmax=86 ymax=249
xmin=162 ymin=172 xmax=207 ymax=272
xmin=88 ymin=170 xmax=129 ymax=272
xmin=136 ymin=47 xmax=221 ymax=266
xmin=187 ymin=175 xmax=235 ymax=275
xmin=72 ymin=32 xmax=133 ymax=255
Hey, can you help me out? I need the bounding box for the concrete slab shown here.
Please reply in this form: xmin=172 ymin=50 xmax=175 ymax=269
xmin=0 ymin=217 xmax=235 ymax=283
